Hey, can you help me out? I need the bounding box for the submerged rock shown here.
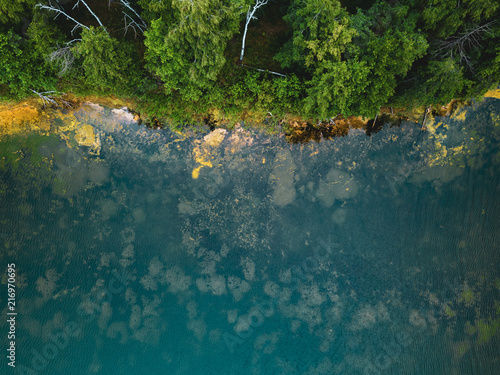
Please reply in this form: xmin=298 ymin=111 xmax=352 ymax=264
xmin=269 ymin=149 xmax=297 ymax=206
xmin=75 ymin=123 xmax=101 ymax=154
xmin=315 ymin=168 xmax=358 ymax=207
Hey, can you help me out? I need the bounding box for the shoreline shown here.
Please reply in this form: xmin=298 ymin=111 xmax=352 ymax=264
xmin=1 ymin=90 xmax=499 ymax=142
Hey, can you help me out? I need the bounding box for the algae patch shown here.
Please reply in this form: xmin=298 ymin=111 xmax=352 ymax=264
xmin=191 ymin=128 xmax=227 ymax=179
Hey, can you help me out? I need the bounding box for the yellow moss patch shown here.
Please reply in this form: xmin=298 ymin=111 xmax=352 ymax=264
xmin=451 ymin=108 xmax=468 ymax=121
xmin=191 ymin=132 xmax=222 ymax=179
xmin=484 ymin=89 xmax=500 ymax=100
xmin=74 ymin=124 xmax=101 ymax=154
xmin=0 ymin=102 xmax=44 ymax=136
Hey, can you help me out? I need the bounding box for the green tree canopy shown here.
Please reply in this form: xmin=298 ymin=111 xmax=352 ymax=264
xmin=344 ymin=1 xmax=428 ymax=115
xmin=417 ymin=0 xmax=499 ymax=38
xmin=143 ymin=0 xmax=247 ymax=101
xmin=74 ymin=26 xmax=142 ymax=94
xmin=0 ymin=28 xmax=57 ymax=97
xmin=394 ymin=0 xmax=500 ymax=107
xmin=280 ymin=0 xmax=427 ymax=118
xmin=0 ymin=0 xmax=36 ymax=25
xmin=276 ymin=0 xmax=354 ymax=71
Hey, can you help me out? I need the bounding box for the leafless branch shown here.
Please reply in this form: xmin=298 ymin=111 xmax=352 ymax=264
xmin=60 ymin=99 xmax=73 ymax=108
xmin=119 ymin=0 xmax=147 ymax=29
xmin=123 ymin=12 xmax=144 ymax=37
xmin=47 ymin=46 xmax=75 ymax=76
xmin=66 ymin=38 xmax=82 ymax=45
xmin=240 ymin=63 xmax=287 ymax=77
xmin=31 ymin=90 xmax=73 ymax=108
xmin=36 ymin=2 xmax=90 ymax=34
xmin=434 ymin=21 xmax=496 ymax=70
xmin=73 ymin=0 xmax=107 ymax=33
xmin=31 ymin=90 xmax=58 ymax=108
xmin=421 ymin=106 xmax=431 ymax=130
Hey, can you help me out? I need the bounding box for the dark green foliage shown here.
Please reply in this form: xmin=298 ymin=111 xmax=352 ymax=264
xmin=390 ymin=0 xmax=500 ymax=108
xmin=143 ymin=0 xmax=246 ymax=101
xmin=275 ymin=0 xmax=354 ymax=71
xmin=0 ymin=29 xmax=57 ymax=97
xmin=0 ymin=0 xmax=36 ymax=25
xmin=417 ymin=0 xmax=499 ymax=38
xmin=0 ymin=0 xmax=498 ymax=124
xmin=344 ymin=1 xmax=428 ymax=115
xmin=420 ymin=59 xmax=471 ymax=105
xmin=74 ymin=27 xmax=142 ymax=95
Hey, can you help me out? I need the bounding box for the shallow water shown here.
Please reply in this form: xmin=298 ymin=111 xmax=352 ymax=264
xmin=1 ymin=100 xmax=499 ymax=375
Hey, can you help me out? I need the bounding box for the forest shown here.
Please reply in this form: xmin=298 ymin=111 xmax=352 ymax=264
xmin=1 ymin=0 xmax=499 ymax=127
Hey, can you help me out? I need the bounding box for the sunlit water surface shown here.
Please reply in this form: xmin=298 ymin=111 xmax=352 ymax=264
xmin=1 ymin=99 xmax=499 ymax=375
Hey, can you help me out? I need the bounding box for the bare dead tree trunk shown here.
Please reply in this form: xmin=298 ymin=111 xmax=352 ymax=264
xmin=123 ymin=13 xmax=144 ymax=36
xmin=239 ymin=0 xmax=268 ymax=62
xmin=37 ymin=1 xmax=109 ymax=34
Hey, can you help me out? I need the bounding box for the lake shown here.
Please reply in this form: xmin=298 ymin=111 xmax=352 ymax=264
xmin=1 ymin=98 xmax=499 ymax=375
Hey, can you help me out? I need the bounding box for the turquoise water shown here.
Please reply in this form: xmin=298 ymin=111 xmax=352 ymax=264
xmin=1 ymin=99 xmax=499 ymax=375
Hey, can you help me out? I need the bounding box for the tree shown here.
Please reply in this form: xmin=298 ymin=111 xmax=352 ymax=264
xmin=394 ymin=0 xmax=500 ymax=107
xmin=433 ymin=21 xmax=496 ymax=71
xmin=0 ymin=0 xmax=36 ymax=25
xmin=338 ymin=2 xmax=428 ymax=116
xmin=276 ymin=0 xmax=354 ymax=71
xmin=276 ymin=0 xmax=358 ymax=117
xmin=0 ymin=30 xmax=58 ymax=97
xmin=303 ymin=59 xmax=370 ymax=119
xmin=421 ymin=58 xmax=471 ymax=104
xmin=143 ymin=0 xmax=247 ymax=101
xmin=27 ymin=9 xmax=65 ymax=57
xmin=73 ymin=26 xmax=141 ymax=94
xmin=278 ymin=0 xmax=427 ymax=118
xmin=417 ymin=0 xmax=499 ymax=39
